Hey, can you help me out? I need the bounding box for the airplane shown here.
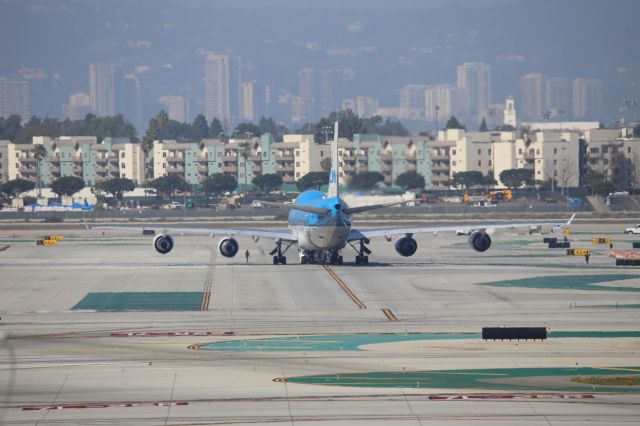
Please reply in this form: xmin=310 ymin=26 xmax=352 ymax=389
xmin=86 ymin=122 xmax=575 ymax=265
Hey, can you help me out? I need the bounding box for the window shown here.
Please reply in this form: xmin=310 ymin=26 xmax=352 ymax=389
xmin=628 ymin=147 xmax=632 ymax=154
xmin=120 ymin=152 xmax=125 ymax=158
xmin=296 ymin=162 xmax=300 ymax=167
xmin=590 ymin=147 xmax=599 ymax=154
xmin=320 ymin=150 xmax=324 ymax=156
xmin=121 ymin=163 xmax=126 ymax=169
xmin=602 ymin=147 xmax=609 ymax=153
xmin=488 ymin=149 xmax=491 ymax=155
xmin=163 ymin=152 xmax=167 ymax=158
xmin=452 ymin=149 xmax=456 ymax=155
xmin=488 ymin=160 xmax=492 ymax=166
xmin=163 ymin=163 xmax=167 ymax=169
xmin=603 ymin=159 xmax=609 ymax=165
xmin=263 ymin=152 xmax=267 ymax=158
xmin=590 ymin=158 xmax=598 ymax=165
xmin=518 ymin=148 xmax=522 ymax=154
xmin=477 ymin=149 xmax=481 ymax=155
xmin=537 ymin=149 xmax=540 ymax=154
xmin=477 ymin=160 xmax=481 ymax=166
xmin=452 ymin=160 xmax=456 ymax=166
xmin=553 ymin=159 xmax=557 ymax=165
xmin=295 ymin=150 xmax=300 ymax=156
xmin=553 ymin=148 xmax=557 ymax=154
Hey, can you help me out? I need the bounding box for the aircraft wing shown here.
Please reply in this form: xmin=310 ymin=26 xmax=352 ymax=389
xmin=86 ymin=223 xmax=296 ymax=241
xmin=348 ymin=214 xmax=575 ymax=241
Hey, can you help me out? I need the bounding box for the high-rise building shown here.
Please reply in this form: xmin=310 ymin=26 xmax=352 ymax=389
xmin=520 ymin=73 xmax=545 ymax=120
xmin=0 ymin=78 xmax=30 ymax=120
xmin=456 ymin=62 xmax=491 ymax=122
xmin=355 ymin=96 xmax=379 ymax=118
xmin=241 ymin=82 xmax=255 ymax=121
xmin=89 ymin=63 xmax=115 ymax=116
xmin=318 ymin=69 xmax=334 ymax=116
xmin=118 ymin=74 xmax=143 ymax=132
xmin=546 ymin=77 xmax=570 ymax=115
xmin=298 ymin=68 xmax=316 ymax=121
xmin=63 ymin=92 xmax=91 ymax=121
xmin=572 ymin=78 xmax=603 ymax=119
xmin=400 ymin=84 xmax=429 ymax=110
xmin=205 ymin=53 xmax=242 ymax=130
xmin=159 ymin=96 xmax=188 ymax=123
xmin=425 ymin=85 xmax=459 ymax=122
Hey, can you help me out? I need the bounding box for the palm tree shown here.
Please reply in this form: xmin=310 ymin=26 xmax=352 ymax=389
xmin=33 ymin=144 xmax=48 ymax=197
xmin=238 ymin=136 xmax=253 ymax=193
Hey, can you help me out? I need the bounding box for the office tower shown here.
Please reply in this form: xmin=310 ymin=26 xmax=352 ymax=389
xmin=298 ymin=68 xmax=316 ymax=121
xmin=456 ymin=62 xmax=491 ymax=121
xmin=241 ymin=82 xmax=255 ymax=121
xmin=63 ymin=92 xmax=91 ymax=120
xmin=318 ymin=69 xmax=334 ymax=116
xmin=546 ymin=77 xmax=570 ymax=115
xmin=205 ymin=53 xmax=242 ymax=130
xmin=520 ymin=73 xmax=546 ymax=119
xmin=572 ymin=78 xmax=603 ymax=119
xmin=400 ymin=84 xmax=429 ymax=110
xmin=504 ymin=95 xmax=516 ymax=127
xmin=355 ymin=96 xmax=379 ymax=118
xmin=89 ymin=62 xmax=116 ymax=116
xmin=159 ymin=96 xmax=187 ymax=123
xmin=0 ymin=78 xmax=30 ymax=120
xmin=426 ymin=84 xmax=459 ymax=121
xmin=119 ymin=74 xmax=143 ymax=132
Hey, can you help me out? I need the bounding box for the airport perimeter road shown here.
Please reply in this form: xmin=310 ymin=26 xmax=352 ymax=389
xmin=1 ymin=223 xmax=639 ymax=424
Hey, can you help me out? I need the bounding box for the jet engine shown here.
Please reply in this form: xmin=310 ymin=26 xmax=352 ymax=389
xmin=218 ymin=237 xmax=239 ymax=258
xmin=468 ymin=230 xmax=492 ymax=252
xmin=153 ymin=234 xmax=174 ymax=254
xmin=394 ymin=235 xmax=417 ymax=257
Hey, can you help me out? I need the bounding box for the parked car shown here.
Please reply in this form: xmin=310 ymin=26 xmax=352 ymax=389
xmin=624 ymin=224 xmax=640 ymax=234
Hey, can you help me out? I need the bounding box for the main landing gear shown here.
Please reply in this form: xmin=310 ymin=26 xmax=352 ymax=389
xmin=300 ymin=250 xmax=343 ymax=265
xmin=350 ymin=239 xmax=371 ymax=265
xmin=270 ymin=239 xmax=293 ymax=265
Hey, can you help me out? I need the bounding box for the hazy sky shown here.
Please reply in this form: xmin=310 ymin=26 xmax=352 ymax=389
xmin=1 ymin=0 xmax=638 ymax=125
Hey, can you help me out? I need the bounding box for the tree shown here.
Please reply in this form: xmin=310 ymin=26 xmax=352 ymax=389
xmin=1 ymin=178 xmax=35 ymax=197
xmin=50 ymin=176 xmax=85 ymax=197
xmin=234 ymin=122 xmax=261 ymax=138
xmin=483 ymin=171 xmax=497 ymax=189
xmin=349 ymin=171 xmax=385 ymax=191
xmin=320 ymin=157 xmax=332 ymax=172
xmin=191 ymin=114 xmax=209 ymax=140
xmin=148 ymin=174 xmax=190 ymax=199
xmin=252 ymin=173 xmax=283 ymax=194
xmin=592 ymin=180 xmax=616 ymax=196
xmin=395 ymin=171 xmax=426 ymax=190
xmin=499 ymin=168 xmax=534 ymax=190
xmin=209 ymin=118 xmax=223 ymax=138
xmin=202 ymin=173 xmax=237 ymax=196
xmin=33 ymin=144 xmax=48 ymax=197
xmin=446 ymin=116 xmax=465 ymax=129
xmin=297 ymin=172 xmax=329 ymax=191
xmin=450 ymin=171 xmax=484 ymax=189
xmin=97 ymin=178 xmax=135 ymax=202
xmin=479 ymin=117 xmax=488 ymax=132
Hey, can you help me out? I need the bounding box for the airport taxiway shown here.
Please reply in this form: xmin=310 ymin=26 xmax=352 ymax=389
xmin=1 ymin=221 xmax=640 ymax=424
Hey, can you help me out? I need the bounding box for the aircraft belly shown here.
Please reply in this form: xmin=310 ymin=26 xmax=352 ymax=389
xmin=303 ymin=226 xmax=348 ymax=251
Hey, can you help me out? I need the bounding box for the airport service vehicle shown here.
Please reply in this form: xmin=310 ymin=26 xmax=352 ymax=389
xmin=624 ymin=224 xmax=640 ymax=234
xmin=87 ymin=122 xmax=575 ymax=265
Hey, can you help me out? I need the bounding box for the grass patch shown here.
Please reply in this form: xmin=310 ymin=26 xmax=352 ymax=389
xmin=571 ymin=376 xmax=640 ymax=386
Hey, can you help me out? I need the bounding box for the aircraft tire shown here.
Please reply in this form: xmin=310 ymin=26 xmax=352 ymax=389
xmin=338 ymin=256 xmax=343 ymax=265
xmin=273 ymin=256 xmax=279 ymax=265
xmin=363 ymin=256 xmax=369 ymax=265
xmin=355 ymin=256 xmax=361 ymax=265
xmin=281 ymin=256 xmax=287 ymax=265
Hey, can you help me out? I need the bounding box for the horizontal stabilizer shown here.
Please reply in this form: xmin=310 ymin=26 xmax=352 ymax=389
xmin=343 ymin=200 xmax=411 ymax=215
xmin=259 ymin=201 xmax=330 ymax=215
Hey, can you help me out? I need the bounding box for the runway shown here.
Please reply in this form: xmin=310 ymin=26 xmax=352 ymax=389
xmin=1 ymin=221 xmax=640 ymax=424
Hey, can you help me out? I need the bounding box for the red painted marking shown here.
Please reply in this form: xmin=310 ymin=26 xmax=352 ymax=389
xmin=21 ymin=401 xmax=188 ymax=411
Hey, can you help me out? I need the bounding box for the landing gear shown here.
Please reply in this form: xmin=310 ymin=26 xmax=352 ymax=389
xmin=350 ymin=239 xmax=371 ymax=266
xmin=270 ymin=239 xmax=291 ymax=265
xmin=329 ymin=252 xmax=343 ymax=265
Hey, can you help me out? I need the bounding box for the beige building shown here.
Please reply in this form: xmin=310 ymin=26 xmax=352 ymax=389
xmin=0 ymin=137 xmax=145 ymax=186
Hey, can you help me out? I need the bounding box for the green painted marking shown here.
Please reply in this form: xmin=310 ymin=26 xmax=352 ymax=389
xmin=482 ymin=274 xmax=640 ymax=292
xmin=72 ymin=292 xmax=203 ymax=311
xmin=199 ymin=331 xmax=640 ymax=352
xmin=287 ymin=366 xmax=640 ymax=392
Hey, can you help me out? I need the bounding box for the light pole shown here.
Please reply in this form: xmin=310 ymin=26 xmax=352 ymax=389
xmin=434 ymin=105 xmax=440 ymax=135
xmin=322 ymin=125 xmax=331 ymax=144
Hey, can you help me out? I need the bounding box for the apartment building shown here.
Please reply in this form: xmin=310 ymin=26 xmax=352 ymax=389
xmin=584 ymin=128 xmax=640 ymax=189
xmin=339 ymin=134 xmax=432 ymax=188
xmin=0 ymin=137 xmax=145 ymax=186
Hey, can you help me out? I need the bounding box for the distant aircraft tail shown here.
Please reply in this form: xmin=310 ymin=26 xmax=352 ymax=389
xmin=327 ymin=121 xmax=339 ymax=198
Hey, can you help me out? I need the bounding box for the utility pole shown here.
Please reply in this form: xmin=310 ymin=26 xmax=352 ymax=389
xmin=435 ymin=105 xmax=440 ymax=136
